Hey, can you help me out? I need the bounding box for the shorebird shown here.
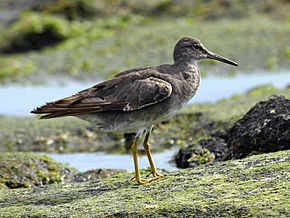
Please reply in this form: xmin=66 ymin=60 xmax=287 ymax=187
xmin=31 ymin=37 xmax=238 ymax=184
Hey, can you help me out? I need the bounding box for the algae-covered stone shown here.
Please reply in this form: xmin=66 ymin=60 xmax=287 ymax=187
xmin=0 ymin=152 xmax=128 ymax=190
xmin=0 ymin=152 xmax=78 ymax=189
xmin=175 ymin=137 xmax=228 ymax=168
xmin=0 ymin=150 xmax=289 ymax=216
xmin=0 ymin=12 xmax=70 ymax=53
xmin=228 ymin=95 xmax=290 ymax=159
xmin=33 ymin=0 xmax=98 ymax=21
xmin=176 ymin=94 xmax=290 ymax=167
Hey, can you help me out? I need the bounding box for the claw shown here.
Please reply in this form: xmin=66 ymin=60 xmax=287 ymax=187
xmin=146 ymin=171 xmax=165 ymax=179
xmin=131 ymin=170 xmax=164 ymax=184
xmin=130 ymin=175 xmax=155 ymax=184
xmin=136 ymin=178 xmax=154 ymax=184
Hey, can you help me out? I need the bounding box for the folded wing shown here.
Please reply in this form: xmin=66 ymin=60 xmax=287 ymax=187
xmin=31 ymin=71 xmax=172 ymax=119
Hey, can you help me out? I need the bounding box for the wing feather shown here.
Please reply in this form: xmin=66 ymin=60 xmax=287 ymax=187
xmin=31 ymin=69 xmax=172 ymax=119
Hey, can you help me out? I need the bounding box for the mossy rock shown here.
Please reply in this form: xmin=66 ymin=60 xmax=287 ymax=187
xmin=0 ymin=150 xmax=289 ymax=216
xmin=0 ymin=12 xmax=70 ymax=53
xmin=228 ymin=95 xmax=290 ymax=158
xmin=0 ymin=152 xmax=78 ymax=189
xmin=33 ymin=0 xmax=98 ymax=21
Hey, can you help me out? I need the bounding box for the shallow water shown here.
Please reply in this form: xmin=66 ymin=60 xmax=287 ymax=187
xmin=0 ymin=72 xmax=289 ymax=116
xmin=48 ymin=147 xmax=179 ymax=172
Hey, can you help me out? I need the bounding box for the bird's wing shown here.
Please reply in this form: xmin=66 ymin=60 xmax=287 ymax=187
xmin=31 ymin=70 xmax=172 ymax=119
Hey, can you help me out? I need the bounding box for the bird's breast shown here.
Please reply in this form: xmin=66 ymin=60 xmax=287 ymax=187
xmin=171 ymin=64 xmax=201 ymax=106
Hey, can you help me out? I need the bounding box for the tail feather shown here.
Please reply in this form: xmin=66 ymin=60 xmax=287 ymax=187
xmin=31 ymin=90 xmax=127 ymax=119
xmin=31 ymin=104 xmax=103 ymax=119
xmin=31 ymin=102 xmax=126 ymax=119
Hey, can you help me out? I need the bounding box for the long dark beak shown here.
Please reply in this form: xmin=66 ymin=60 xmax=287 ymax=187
xmin=206 ymin=51 xmax=238 ymax=66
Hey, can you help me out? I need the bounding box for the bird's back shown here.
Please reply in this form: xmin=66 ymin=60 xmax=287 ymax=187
xmin=31 ymin=63 xmax=200 ymax=133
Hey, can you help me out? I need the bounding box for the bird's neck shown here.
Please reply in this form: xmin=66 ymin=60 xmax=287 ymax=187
xmin=173 ymin=59 xmax=200 ymax=75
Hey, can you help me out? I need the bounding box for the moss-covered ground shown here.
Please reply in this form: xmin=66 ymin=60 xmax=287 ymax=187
xmin=0 ymin=0 xmax=289 ymax=84
xmin=0 ymin=150 xmax=288 ymax=216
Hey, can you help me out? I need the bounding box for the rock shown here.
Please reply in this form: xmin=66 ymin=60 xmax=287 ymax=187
xmin=227 ymin=95 xmax=290 ymax=159
xmin=0 ymin=152 xmax=78 ymax=189
xmin=175 ymin=137 xmax=228 ymax=168
xmin=0 ymin=152 xmax=128 ymax=189
xmin=175 ymin=95 xmax=290 ymax=167
xmin=0 ymin=150 xmax=289 ymax=217
xmin=0 ymin=12 xmax=70 ymax=54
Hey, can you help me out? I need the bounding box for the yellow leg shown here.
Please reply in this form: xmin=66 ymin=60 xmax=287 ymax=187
xmin=143 ymin=132 xmax=164 ymax=179
xmin=131 ymin=137 xmax=153 ymax=184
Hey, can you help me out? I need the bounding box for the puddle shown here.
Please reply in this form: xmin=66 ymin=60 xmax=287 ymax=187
xmin=47 ymin=147 xmax=179 ymax=172
xmin=0 ymin=72 xmax=289 ymax=116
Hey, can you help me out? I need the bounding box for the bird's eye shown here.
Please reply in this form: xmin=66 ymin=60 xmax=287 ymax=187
xmin=193 ymin=44 xmax=202 ymax=50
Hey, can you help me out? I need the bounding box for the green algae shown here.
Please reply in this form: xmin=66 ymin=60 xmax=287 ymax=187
xmin=33 ymin=0 xmax=98 ymax=20
xmin=0 ymin=150 xmax=289 ymax=216
xmin=0 ymin=1 xmax=289 ymax=83
xmin=0 ymin=152 xmax=127 ymax=190
xmin=0 ymin=152 xmax=78 ymax=189
xmin=0 ymin=115 xmax=125 ymax=153
xmin=0 ymin=11 xmax=71 ymax=53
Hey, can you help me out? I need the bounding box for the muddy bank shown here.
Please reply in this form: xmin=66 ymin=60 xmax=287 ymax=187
xmin=0 ymin=150 xmax=288 ymax=216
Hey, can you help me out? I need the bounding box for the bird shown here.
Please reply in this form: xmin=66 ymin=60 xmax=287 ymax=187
xmin=31 ymin=37 xmax=238 ymax=184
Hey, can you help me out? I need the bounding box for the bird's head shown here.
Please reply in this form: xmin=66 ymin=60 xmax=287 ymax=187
xmin=173 ymin=37 xmax=238 ymax=66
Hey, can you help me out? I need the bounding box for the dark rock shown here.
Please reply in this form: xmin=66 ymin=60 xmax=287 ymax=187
xmin=175 ymin=137 xmax=228 ymax=168
xmin=227 ymin=95 xmax=290 ymax=159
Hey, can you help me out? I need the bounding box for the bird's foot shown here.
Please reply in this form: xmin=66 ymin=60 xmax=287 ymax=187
xmin=146 ymin=170 xmax=164 ymax=179
xmin=130 ymin=176 xmax=155 ymax=184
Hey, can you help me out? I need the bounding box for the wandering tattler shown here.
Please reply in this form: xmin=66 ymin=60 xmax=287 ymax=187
xmin=31 ymin=37 xmax=238 ymax=184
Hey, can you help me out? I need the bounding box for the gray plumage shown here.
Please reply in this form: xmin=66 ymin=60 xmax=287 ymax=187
xmin=31 ymin=37 xmax=237 ymax=136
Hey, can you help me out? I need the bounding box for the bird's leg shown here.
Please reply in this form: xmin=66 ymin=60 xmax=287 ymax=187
xmin=131 ymin=137 xmax=153 ymax=184
xmin=143 ymin=132 xmax=164 ymax=179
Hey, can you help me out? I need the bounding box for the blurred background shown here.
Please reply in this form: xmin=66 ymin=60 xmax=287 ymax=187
xmin=0 ymin=0 xmax=289 ymax=172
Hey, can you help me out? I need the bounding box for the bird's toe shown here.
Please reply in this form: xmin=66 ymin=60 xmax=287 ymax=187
xmin=146 ymin=171 xmax=165 ymax=179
